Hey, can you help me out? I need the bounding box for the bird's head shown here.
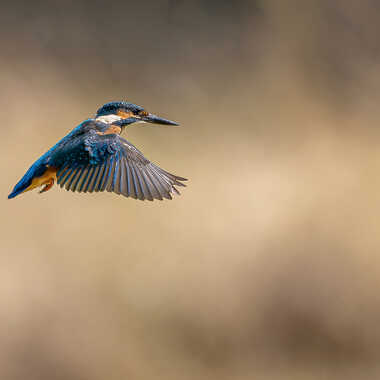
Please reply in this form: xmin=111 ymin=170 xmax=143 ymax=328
xmin=95 ymin=101 xmax=179 ymax=127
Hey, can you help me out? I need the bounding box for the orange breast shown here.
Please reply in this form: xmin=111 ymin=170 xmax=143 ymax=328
xmin=96 ymin=125 xmax=122 ymax=135
xmin=23 ymin=166 xmax=58 ymax=193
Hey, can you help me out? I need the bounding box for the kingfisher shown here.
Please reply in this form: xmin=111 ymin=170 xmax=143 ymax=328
xmin=8 ymin=101 xmax=187 ymax=201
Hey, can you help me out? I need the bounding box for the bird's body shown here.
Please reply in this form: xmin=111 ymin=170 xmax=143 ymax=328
xmin=8 ymin=102 xmax=187 ymax=201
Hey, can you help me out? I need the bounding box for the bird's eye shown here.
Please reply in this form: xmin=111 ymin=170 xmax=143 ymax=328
xmin=138 ymin=110 xmax=149 ymax=117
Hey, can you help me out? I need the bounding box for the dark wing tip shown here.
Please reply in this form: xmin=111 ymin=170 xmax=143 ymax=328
xmin=174 ymin=176 xmax=188 ymax=182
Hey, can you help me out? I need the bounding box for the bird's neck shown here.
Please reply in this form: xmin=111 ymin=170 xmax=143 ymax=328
xmin=96 ymin=114 xmax=123 ymax=124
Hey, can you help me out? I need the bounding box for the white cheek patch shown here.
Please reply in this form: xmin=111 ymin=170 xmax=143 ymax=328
xmin=96 ymin=114 xmax=123 ymax=124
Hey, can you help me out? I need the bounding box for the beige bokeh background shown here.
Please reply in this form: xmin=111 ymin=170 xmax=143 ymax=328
xmin=1 ymin=1 xmax=380 ymax=379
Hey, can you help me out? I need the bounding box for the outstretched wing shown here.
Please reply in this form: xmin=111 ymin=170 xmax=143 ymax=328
xmin=54 ymin=132 xmax=187 ymax=200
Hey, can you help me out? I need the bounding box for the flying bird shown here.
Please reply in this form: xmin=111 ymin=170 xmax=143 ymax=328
xmin=8 ymin=101 xmax=187 ymax=201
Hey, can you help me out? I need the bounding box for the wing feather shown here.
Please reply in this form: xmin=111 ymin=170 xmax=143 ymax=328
xmin=52 ymin=131 xmax=186 ymax=200
xmin=62 ymin=168 xmax=77 ymax=189
xmin=133 ymin=165 xmax=149 ymax=200
xmin=87 ymin=165 xmax=101 ymax=193
xmin=109 ymin=154 xmax=118 ymax=193
xmin=139 ymin=166 xmax=154 ymax=201
xmin=58 ymin=167 xmax=74 ymax=187
xmin=145 ymin=170 xmax=164 ymax=200
xmin=125 ymin=161 xmax=135 ymax=198
xmin=79 ymin=167 xmax=91 ymax=192
xmin=119 ymin=160 xmax=128 ymax=196
xmin=141 ymin=169 xmax=159 ymax=200
xmin=71 ymin=166 xmax=88 ymax=192
xmin=80 ymin=165 xmax=95 ymax=193
xmin=112 ymin=156 xmax=121 ymax=195
xmin=94 ymin=161 xmax=109 ymax=192
xmin=57 ymin=165 xmax=70 ymax=184
xmin=103 ymin=157 xmax=115 ymax=192
xmin=148 ymin=166 xmax=173 ymax=199
xmin=129 ymin=163 xmax=142 ymax=200
xmin=66 ymin=167 xmax=81 ymax=191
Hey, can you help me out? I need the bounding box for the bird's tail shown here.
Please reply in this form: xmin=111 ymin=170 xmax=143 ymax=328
xmin=8 ymin=161 xmax=48 ymax=199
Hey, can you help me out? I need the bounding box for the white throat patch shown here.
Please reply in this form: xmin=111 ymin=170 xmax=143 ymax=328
xmin=96 ymin=114 xmax=123 ymax=124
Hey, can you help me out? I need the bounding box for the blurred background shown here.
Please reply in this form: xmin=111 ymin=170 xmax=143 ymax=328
xmin=1 ymin=0 xmax=380 ymax=379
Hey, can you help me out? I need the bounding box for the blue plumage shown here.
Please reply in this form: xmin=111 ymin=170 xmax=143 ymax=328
xmin=8 ymin=154 xmax=51 ymax=199
xmin=96 ymin=101 xmax=144 ymax=117
xmin=8 ymin=101 xmax=186 ymax=201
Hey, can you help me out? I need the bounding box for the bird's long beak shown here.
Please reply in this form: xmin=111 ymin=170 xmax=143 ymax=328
xmin=142 ymin=113 xmax=179 ymax=126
